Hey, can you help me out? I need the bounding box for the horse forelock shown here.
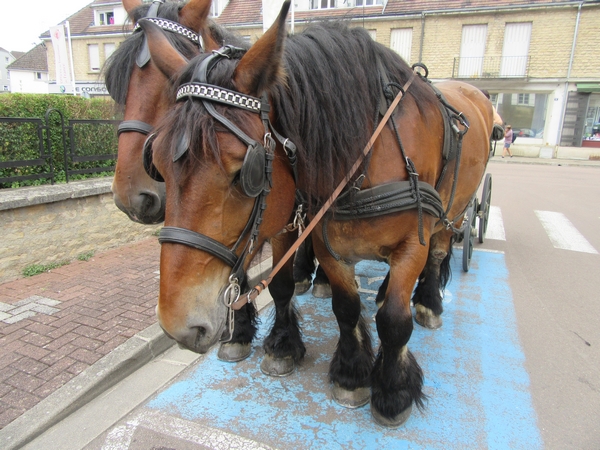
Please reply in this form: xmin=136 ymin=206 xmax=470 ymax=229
xmin=103 ymin=1 xmax=247 ymax=106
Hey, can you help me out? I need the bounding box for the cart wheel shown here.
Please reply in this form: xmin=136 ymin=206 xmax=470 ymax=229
xmin=462 ymin=200 xmax=477 ymax=272
xmin=478 ymin=174 xmax=492 ymax=243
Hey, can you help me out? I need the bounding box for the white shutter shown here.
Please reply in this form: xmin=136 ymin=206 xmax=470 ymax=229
xmin=458 ymin=24 xmax=487 ymax=78
xmin=88 ymin=44 xmax=100 ymax=71
xmin=500 ymin=22 xmax=531 ymax=77
xmin=390 ymin=28 xmax=413 ymax=63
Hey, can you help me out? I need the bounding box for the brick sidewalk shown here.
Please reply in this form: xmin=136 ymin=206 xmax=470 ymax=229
xmin=0 ymin=237 xmax=161 ymax=429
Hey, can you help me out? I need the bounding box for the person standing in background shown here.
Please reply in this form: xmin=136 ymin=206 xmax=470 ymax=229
xmin=503 ymin=125 xmax=514 ymax=158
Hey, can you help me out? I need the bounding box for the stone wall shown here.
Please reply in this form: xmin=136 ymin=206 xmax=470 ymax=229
xmin=0 ymin=178 xmax=160 ymax=283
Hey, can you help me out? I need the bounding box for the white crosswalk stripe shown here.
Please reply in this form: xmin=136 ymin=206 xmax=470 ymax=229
xmin=485 ymin=205 xmax=506 ymax=241
xmin=534 ymin=210 xmax=598 ymax=254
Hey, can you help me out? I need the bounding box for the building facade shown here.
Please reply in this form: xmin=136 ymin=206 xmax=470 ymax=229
xmin=6 ymin=44 xmax=49 ymax=94
xmin=41 ymin=0 xmax=132 ymax=97
xmin=41 ymin=0 xmax=600 ymax=154
xmin=0 ymin=47 xmax=17 ymax=93
xmin=216 ymin=0 xmax=600 ymax=155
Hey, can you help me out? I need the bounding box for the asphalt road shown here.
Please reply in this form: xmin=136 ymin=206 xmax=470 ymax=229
xmin=24 ymin=161 xmax=600 ymax=449
xmin=482 ymin=162 xmax=600 ymax=449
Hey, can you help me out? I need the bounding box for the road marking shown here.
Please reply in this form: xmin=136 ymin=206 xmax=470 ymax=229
xmin=486 ymin=205 xmax=506 ymax=241
xmin=535 ymin=210 xmax=598 ymax=254
xmin=145 ymin=255 xmax=541 ymax=449
xmin=102 ymin=410 xmax=275 ymax=450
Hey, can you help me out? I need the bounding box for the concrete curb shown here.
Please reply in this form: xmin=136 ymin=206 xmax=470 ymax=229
xmin=0 ymin=256 xmax=274 ymax=450
xmin=0 ymin=323 xmax=173 ymax=450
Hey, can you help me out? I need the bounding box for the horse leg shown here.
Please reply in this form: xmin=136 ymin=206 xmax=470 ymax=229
xmin=217 ymin=300 xmax=258 ymax=362
xmin=311 ymin=246 xmax=374 ymax=408
xmin=293 ymin=238 xmax=316 ymax=294
xmin=261 ymin=232 xmax=306 ymax=376
xmin=371 ymin=237 xmax=429 ymax=427
xmin=312 ymin=264 xmax=332 ymax=298
xmin=412 ymin=229 xmax=455 ymax=330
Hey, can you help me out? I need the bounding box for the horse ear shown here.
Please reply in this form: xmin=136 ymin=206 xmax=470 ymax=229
xmin=138 ymin=19 xmax=188 ymax=79
xmin=123 ymin=0 xmax=143 ymax=17
xmin=179 ymin=0 xmax=219 ymax=51
xmin=233 ymin=0 xmax=290 ymax=96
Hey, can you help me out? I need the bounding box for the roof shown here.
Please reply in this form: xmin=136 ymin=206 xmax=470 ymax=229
xmin=10 ymin=51 xmax=26 ymax=60
xmin=217 ymin=0 xmax=600 ymax=27
xmin=7 ymin=44 xmax=48 ymax=72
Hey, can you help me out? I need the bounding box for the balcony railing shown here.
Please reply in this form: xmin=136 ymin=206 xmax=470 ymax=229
xmin=452 ymin=56 xmax=530 ymax=79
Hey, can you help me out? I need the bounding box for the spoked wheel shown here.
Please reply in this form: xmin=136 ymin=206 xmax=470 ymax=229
xmin=478 ymin=173 xmax=492 ymax=244
xmin=462 ymin=199 xmax=478 ymax=272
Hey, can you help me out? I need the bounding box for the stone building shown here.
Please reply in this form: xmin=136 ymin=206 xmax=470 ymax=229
xmin=41 ymin=0 xmax=600 ymax=155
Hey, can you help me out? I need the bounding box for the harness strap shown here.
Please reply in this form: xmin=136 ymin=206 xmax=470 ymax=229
xmin=159 ymin=227 xmax=238 ymax=267
xmin=117 ymin=120 xmax=153 ymax=136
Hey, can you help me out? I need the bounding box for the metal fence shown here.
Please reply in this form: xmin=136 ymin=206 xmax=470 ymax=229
xmin=0 ymin=108 xmax=119 ymax=186
xmin=452 ymin=56 xmax=530 ymax=79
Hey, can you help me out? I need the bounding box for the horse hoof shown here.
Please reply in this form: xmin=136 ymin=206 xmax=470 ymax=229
xmin=332 ymin=384 xmax=370 ymax=409
xmin=217 ymin=343 xmax=251 ymax=362
xmin=415 ymin=305 xmax=442 ymax=329
xmin=260 ymin=354 xmax=295 ymax=377
xmin=371 ymin=403 xmax=412 ymax=428
xmin=294 ymin=279 xmax=312 ymax=295
xmin=312 ymin=283 xmax=332 ymax=298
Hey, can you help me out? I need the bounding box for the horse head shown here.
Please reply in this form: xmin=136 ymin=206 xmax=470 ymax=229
xmin=141 ymin=1 xmax=295 ymax=352
xmin=107 ymin=0 xmax=219 ymax=224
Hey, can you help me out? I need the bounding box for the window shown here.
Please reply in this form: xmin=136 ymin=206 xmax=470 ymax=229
xmin=390 ymin=28 xmax=412 ymax=63
xmin=104 ymin=43 xmax=116 ymax=60
xmin=517 ymin=93 xmax=531 ymax=105
xmin=367 ymin=29 xmax=376 ymax=41
xmin=88 ymin=44 xmax=100 ymax=71
xmin=209 ymin=0 xmax=228 ymax=17
xmin=496 ymin=92 xmax=547 ymax=138
xmin=458 ymin=24 xmax=487 ymax=78
xmin=3 ymin=85 xmax=8 ymax=91
xmin=356 ymin=0 xmax=383 ymax=5
xmin=98 ymin=11 xmax=115 ymax=25
xmin=310 ymin=0 xmax=337 ymax=9
xmin=500 ymin=22 xmax=531 ymax=77
xmin=35 ymin=72 xmax=42 ymax=80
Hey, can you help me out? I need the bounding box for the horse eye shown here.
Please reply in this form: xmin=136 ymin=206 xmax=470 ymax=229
xmin=232 ymin=171 xmax=241 ymax=186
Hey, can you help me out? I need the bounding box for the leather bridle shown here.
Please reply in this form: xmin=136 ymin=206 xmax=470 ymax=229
xmin=149 ymin=46 xmax=298 ymax=341
xmin=117 ymin=0 xmax=203 ymax=140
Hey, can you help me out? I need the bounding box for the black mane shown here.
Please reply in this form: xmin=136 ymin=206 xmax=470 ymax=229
xmin=159 ymin=22 xmax=438 ymax=209
xmin=103 ymin=1 xmax=247 ymax=105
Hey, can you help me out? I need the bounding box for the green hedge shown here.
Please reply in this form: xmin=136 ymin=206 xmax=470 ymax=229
xmin=0 ymin=94 xmax=122 ymax=188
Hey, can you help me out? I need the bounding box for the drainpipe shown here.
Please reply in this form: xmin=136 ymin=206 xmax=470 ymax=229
xmin=419 ymin=12 xmax=425 ymax=63
xmin=556 ymin=1 xmax=583 ymax=149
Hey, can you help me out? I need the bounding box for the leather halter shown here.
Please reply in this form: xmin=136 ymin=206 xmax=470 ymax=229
xmin=156 ymin=47 xmax=297 ymax=324
xmin=117 ymin=1 xmax=203 ymax=139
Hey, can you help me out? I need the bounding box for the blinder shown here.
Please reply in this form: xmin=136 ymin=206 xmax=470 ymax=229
xmin=142 ymin=133 xmax=164 ymax=182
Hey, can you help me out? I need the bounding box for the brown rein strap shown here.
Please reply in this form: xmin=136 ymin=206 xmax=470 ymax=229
xmin=231 ymin=71 xmax=417 ymax=310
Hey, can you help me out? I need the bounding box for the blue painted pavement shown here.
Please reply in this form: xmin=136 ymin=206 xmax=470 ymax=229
xmin=147 ymin=251 xmax=542 ymax=449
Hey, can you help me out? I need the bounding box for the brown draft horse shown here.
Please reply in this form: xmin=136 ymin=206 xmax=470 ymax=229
xmin=105 ymin=0 xmax=245 ymax=225
xmin=142 ymin=1 xmax=494 ymax=427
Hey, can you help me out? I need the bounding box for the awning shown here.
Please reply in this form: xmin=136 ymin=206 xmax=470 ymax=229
xmin=577 ymin=83 xmax=600 ymax=93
